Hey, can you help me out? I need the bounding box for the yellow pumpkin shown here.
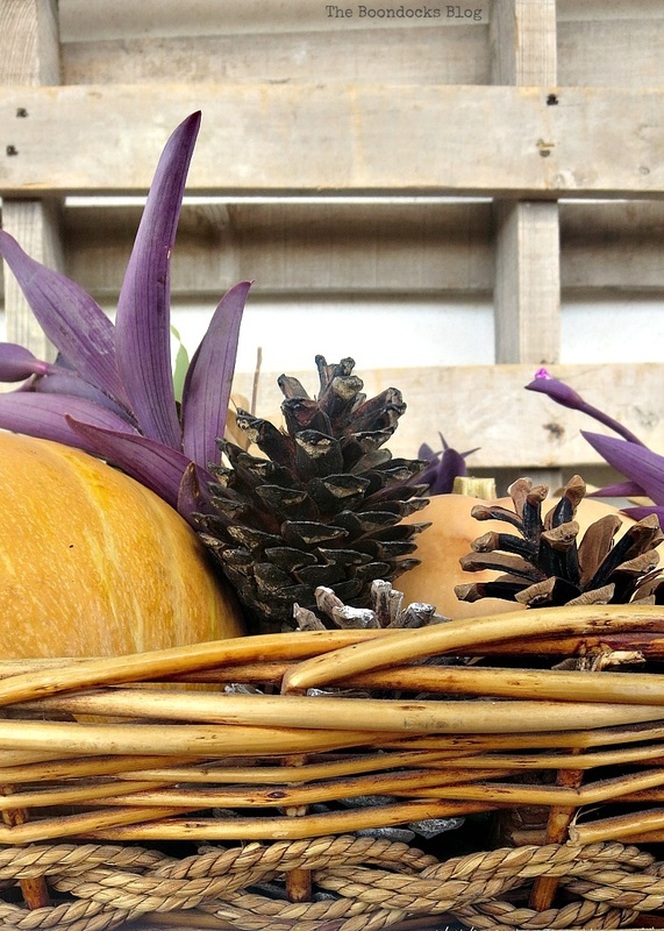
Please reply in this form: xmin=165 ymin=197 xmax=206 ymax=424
xmin=0 ymin=433 xmax=244 ymax=657
xmin=399 ymin=492 xmax=641 ymax=619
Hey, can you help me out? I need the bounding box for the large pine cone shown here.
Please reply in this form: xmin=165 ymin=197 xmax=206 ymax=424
xmin=197 ymin=357 xmax=431 ymax=631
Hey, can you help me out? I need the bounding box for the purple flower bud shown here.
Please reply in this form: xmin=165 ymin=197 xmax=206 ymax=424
xmin=525 ymin=368 xmax=645 ymax=447
xmin=525 ymin=368 xmax=585 ymax=411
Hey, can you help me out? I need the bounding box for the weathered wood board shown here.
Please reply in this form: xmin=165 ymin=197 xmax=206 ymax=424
xmin=2 ymin=84 xmax=664 ymax=198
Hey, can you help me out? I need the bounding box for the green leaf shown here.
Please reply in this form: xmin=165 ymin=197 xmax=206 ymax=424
xmin=170 ymin=324 xmax=190 ymax=404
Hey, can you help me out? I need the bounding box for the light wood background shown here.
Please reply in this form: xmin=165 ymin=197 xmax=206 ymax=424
xmin=0 ymin=0 xmax=663 ymax=490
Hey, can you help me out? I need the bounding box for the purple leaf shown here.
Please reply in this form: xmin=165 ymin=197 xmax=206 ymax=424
xmin=588 ymin=480 xmax=647 ymax=499
xmin=177 ymin=461 xmax=215 ymax=520
xmin=0 ymin=343 xmax=54 ymax=381
xmin=0 ymin=392 xmax=137 ymax=452
xmin=581 ymin=431 xmax=664 ymax=506
xmin=0 ymin=231 xmax=127 ymax=404
xmin=425 ymin=447 xmax=468 ymax=495
xmin=418 ymin=433 xmax=479 ymax=495
xmin=622 ymin=505 xmax=664 ymax=521
xmin=418 ymin=442 xmax=436 ymax=461
xmin=114 ymin=112 xmax=201 ymax=448
xmin=181 ymin=280 xmax=251 ymax=467
xmin=65 ymin=416 xmax=212 ymax=518
xmin=30 ymin=372 xmax=136 ymax=423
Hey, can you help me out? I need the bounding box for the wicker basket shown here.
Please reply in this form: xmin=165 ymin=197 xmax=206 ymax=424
xmin=3 ymin=603 xmax=664 ymax=930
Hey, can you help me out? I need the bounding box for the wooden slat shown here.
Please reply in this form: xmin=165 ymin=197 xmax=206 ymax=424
xmin=490 ymin=0 xmax=557 ymax=85
xmin=559 ymin=19 xmax=664 ymax=87
xmin=232 ymin=363 xmax=664 ymax=468
xmin=58 ymin=6 xmax=664 ymax=91
xmin=61 ymin=28 xmax=489 ymax=87
xmin=493 ymin=200 xmax=560 ymax=364
xmin=57 ymin=0 xmax=491 ymax=40
xmin=562 ymin=202 xmax=664 ymax=293
xmin=491 ymin=0 xmax=560 ymax=367
xmin=0 ymin=0 xmax=59 ymax=84
xmin=2 ymin=84 xmax=664 ymax=197
xmin=5 ymin=199 xmax=664 ymax=300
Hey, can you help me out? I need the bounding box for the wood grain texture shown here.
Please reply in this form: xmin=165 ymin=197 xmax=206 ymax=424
xmin=62 ymin=201 xmax=493 ymax=297
xmin=561 ymin=202 xmax=664 ymax=293
xmin=559 ymin=18 xmax=664 ymax=87
xmin=490 ymin=0 xmax=559 ymax=366
xmin=56 ymin=0 xmax=490 ymax=40
xmin=490 ymin=0 xmax=557 ymax=86
xmin=2 ymin=84 xmax=664 ymax=197
xmin=58 ymin=8 xmax=664 ymax=91
xmin=0 ymin=0 xmax=59 ymax=85
xmin=61 ymin=28 xmax=489 ymax=87
xmin=493 ymin=200 xmax=560 ymax=365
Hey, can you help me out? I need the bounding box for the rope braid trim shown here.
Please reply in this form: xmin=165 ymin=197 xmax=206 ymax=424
xmin=0 ymin=836 xmax=661 ymax=931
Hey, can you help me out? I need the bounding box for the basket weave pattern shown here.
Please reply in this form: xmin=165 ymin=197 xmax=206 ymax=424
xmin=2 ymin=604 xmax=664 ymax=929
xmin=0 ymin=837 xmax=657 ymax=930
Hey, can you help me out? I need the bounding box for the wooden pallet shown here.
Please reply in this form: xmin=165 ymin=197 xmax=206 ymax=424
xmin=0 ymin=0 xmax=662 ymax=483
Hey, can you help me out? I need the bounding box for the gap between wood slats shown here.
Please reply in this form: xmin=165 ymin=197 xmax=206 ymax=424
xmin=17 ymin=186 xmax=664 ymax=298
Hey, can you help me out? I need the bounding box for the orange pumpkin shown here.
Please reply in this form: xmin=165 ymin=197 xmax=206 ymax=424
xmin=0 ymin=433 xmax=244 ymax=658
xmin=400 ymin=492 xmax=641 ymax=619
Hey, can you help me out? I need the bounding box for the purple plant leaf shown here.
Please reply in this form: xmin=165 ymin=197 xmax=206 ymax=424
xmin=425 ymin=447 xmax=468 ymax=495
xmin=31 ymin=372 xmax=136 ymax=423
xmin=177 ymin=461 xmax=215 ymax=520
xmin=418 ymin=442 xmax=436 ymax=461
xmin=0 ymin=343 xmax=55 ymax=381
xmin=588 ymin=480 xmax=647 ymax=499
xmin=0 ymin=392 xmax=137 ymax=452
xmin=114 ymin=112 xmax=201 ymax=448
xmin=525 ymin=368 xmax=587 ymax=410
xmin=622 ymin=505 xmax=664 ymax=522
xmin=181 ymin=280 xmax=251 ymax=467
xmin=65 ymin=416 xmax=212 ymax=518
xmin=418 ymin=433 xmax=479 ymax=495
xmin=0 ymin=231 xmax=127 ymax=404
xmin=581 ymin=430 xmax=664 ymax=506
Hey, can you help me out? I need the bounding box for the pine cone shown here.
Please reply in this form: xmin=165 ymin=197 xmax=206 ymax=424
xmin=197 ymin=357 xmax=431 ymax=631
xmin=294 ymin=578 xmax=447 ymax=630
xmin=455 ymin=475 xmax=664 ymax=608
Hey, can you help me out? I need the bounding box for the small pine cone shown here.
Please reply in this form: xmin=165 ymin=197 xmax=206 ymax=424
xmin=294 ymin=579 xmax=448 ymax=631
xmin=455 ymin=475 xmax=664 ymax=608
